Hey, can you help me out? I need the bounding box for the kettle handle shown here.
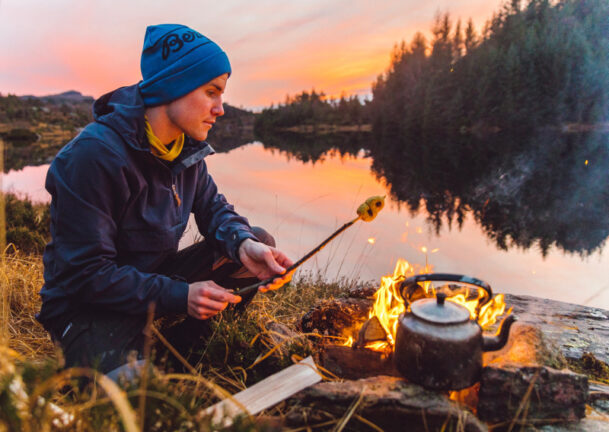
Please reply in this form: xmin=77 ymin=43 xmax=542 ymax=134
xmin=399 ymin=273 xmax=493 ymax=315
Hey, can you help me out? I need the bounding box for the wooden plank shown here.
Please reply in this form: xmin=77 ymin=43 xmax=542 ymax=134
xmin=200 ymin=356 xmax=321 ymax=427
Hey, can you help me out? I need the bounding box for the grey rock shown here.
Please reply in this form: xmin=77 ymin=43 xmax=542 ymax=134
xmin=287 ymin=376 xmax=487 ymax=432
xmin=505 ymin=294 xmax=609 ymax=364
xmin=478 ymin=366 xmax=588 ymax=424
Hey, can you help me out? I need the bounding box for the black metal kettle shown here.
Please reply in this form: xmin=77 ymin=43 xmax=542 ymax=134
xmin=393 ymin=273 xmax=516 ymax=390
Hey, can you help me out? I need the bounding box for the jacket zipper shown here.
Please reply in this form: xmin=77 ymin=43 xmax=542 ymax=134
xmin=171 ymin=184 xmax=182 ymax=207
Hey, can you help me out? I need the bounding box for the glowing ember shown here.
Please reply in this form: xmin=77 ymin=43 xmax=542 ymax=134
xmin=364 ymin=341 xmax=390 ymax=351
xmin=342 ymin=335 xmax=354 ymax=346
xmin=344 ymin=259 xmax=512 ymax=351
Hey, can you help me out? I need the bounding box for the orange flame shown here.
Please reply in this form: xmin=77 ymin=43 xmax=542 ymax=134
xmin=446 ymin=291 xmax=509 ymax=329
xmin=364 ymin=258 xmax=415 ymax=350
xmin=343 ymin=259 xmax=511 ymax=350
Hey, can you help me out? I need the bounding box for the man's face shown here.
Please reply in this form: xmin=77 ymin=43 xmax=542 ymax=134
xmin=166 ymin=73 xmax=228 ymax=141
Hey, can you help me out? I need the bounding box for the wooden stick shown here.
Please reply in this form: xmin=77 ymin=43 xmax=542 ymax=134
xmin=234 ymin=217 xmax=360 ymax=296
xmin=199 ymin=356 xmax=321 ymax=427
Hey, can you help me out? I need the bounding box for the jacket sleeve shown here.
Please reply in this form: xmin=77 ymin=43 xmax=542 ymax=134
xmin=192 ymin=161 xmax=258 ymax=263
xmin=46 ymin=138 xmax=188 ymax=316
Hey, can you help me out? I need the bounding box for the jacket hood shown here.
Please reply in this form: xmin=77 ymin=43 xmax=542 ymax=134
xmin=93 ymin=84 xmax=149 ymax=152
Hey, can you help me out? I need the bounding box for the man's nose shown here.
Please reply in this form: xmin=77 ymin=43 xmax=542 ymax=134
xmin=212 ymin=101 xmax=224 ymax=117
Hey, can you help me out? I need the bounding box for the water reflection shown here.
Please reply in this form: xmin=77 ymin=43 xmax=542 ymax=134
xmin=3 ymin=141 xmax=60 ymax=173
xmin=257 ymin=129 xmax=609 ymax=258
xmin=369 ymin=130 xmax=609 ymax=257
xmin=5 ymin=126 xmax=608 ymax=259
xmin=255 ymin=130 xmax=368 ymax=164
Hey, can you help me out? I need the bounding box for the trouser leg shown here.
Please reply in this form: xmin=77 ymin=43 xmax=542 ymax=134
xmin=50 ymin=310 xmax=147 ymax=375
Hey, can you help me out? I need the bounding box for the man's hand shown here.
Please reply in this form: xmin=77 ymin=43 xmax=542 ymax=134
xmin=238 ymin=239 xmax=294 ymax=292
xmin=187 ymin=281 xmax=241 ymax=320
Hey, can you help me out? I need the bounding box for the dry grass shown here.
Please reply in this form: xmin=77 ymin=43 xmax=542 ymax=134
xmin=1 ymin=251 xmax=55 ymax=360
xmin=0 ymin=250 xmax=357 ymax=431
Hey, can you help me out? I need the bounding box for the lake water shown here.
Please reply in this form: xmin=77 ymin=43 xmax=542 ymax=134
xmin=3 ymin=142 xmax=609 ymax=309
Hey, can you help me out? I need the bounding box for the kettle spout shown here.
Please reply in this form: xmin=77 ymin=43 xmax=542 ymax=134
xmin=482 ymin=314 xmax=517 ymax=352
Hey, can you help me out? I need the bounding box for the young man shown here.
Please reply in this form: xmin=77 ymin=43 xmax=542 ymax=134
xmin=37 ymin=24 xmax=293 ymax=377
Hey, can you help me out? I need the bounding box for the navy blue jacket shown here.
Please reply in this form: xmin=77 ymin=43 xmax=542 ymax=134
xmin=37 ymin=84 xmax=257 ymax=328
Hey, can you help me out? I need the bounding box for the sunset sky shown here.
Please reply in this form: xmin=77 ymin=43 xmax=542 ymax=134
xmin=1 ymin=0 xmax=502 ymax=109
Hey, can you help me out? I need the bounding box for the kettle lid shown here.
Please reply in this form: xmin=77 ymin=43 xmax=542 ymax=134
xmin=411 ymin=292 xmax=470 ymax=324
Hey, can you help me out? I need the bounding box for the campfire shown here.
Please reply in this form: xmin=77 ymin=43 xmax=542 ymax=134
xmin=299 ymin=260 xmax=593 ymax=429
xmin=344 ymin=259 xmax=511 ymax=352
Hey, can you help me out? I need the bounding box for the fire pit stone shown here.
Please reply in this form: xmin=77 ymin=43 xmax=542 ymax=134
xmin=286 ymin=375 xmax=488 ymax=432
xmin=478 ymin=365 xmax=588 ymax=424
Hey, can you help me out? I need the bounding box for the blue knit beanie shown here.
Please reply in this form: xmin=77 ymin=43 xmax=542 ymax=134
xmin=138 ymin=24 xmax=231 ymax=106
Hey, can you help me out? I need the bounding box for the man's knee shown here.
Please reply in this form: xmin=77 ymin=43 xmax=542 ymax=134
xmin=251 ymin=226 xmax=276 ymax=248
xmin=56 ymin=312 xmax=146 ymax=374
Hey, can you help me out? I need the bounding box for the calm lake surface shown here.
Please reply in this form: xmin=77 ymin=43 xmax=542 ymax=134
xmin=3 ymin=141 xmax=609 ymax=309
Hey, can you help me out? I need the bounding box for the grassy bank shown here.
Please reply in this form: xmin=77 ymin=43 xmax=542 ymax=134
xmin=0 ymin=250 xmax=365 ymax=431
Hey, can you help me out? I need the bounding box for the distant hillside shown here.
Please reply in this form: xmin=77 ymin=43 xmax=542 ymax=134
xmin=206 ymin=103 xmax=256 ymax=152
xmin=1 ymin=90 xmax=253 ymax=129
xmin=20 ymin=90 xmax=94 ymax=105
xmin=0 ymin=90 xmax=256 ymax=170
xmin=222 ymin=103 xmax=254 ymax=119
xmin=0 ymin=91 xmax=92 ymax=132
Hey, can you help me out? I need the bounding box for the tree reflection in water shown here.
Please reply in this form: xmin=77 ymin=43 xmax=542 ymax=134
xmin=256 ymin=129 xmax=609 ymax=257
xmin=255 ymin=130 xmax=367 ymax=164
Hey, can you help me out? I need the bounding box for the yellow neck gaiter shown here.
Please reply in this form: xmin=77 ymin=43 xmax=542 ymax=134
xmin=144 ymin=117 xmax=184 ymax=161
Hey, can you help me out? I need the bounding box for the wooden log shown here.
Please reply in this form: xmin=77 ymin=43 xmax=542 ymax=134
xmin=199 ymin=356 xmax=321 ymax=427
xmin=286 ymin=376 xmax=488 ymax=432
xmin=320 ymin=344 xmax=400 ymax=380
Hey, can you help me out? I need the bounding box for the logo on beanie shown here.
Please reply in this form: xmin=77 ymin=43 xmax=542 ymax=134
xmin=162 ymin=30 xmax=205 ymax=60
